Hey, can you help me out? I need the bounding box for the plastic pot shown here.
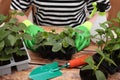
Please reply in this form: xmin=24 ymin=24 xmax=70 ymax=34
xmin=80 ymin=67 xmax=108 ymax=80
xmin=36 ymin=46 xmax=76 ymax=60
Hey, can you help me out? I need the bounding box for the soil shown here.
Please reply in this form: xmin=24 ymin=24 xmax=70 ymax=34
xmin=93 ymin=53 xmax=120 ymax=74
xmin=36 ymin=46 xmax=76 ymax=60
xmin=80 ymin=68 xmax=108 ymax=80
xmin=13 ymin=52 xmax=28 ymax=62
xmin=0 ymin=60 xmax=10 ymax=66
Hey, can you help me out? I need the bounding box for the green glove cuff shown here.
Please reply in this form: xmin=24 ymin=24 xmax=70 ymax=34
xmin=80 ymin=21 xmax=92 ymax=31
xmin=74 ymin=26 xmax=91 ymax=51
xmin=23 ymin=20 xmax=33 ymax=27
xmin=23 ymin=20 xmax=44 ymax=51
xmin=89 ymin=2 xmax=97 ymax=18
xmin=99 ymin=12 xmax=106 ymax=16
xmin=27 ymin=24 xmax=44 ymax=33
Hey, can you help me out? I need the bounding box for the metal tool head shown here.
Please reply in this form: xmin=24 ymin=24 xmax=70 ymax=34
xmin=29 ymin=62 xmax=62 ymax=80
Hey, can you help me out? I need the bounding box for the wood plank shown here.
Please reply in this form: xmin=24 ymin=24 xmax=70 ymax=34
xmin=28 ymin=46 xmax=96 ymax=66
xmin=28 ymin=40 xmax=97 ymax=65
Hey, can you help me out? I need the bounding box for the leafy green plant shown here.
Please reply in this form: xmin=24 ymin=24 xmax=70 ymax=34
xmin=33 ymin=27 xmax=83 ymax=60
xmin=34 ymin=28 xmax=75 ymax=52
xmin=80 ymin=12 xmax=120 ymax=80
xmin=81 ymin=48 xmax=116 ymax=80
xmin=0 ymin=11 xmax=32 ymax=62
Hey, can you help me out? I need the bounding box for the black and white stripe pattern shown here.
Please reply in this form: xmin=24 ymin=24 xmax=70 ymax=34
xmin=10 ymin=0 xmax=111 ymax=27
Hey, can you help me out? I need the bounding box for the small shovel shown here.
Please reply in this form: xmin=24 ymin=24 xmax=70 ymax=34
xmin=29 ymin=54 xmax=90 ymax=80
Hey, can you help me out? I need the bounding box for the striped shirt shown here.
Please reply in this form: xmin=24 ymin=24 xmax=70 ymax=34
xmin=10 ymin=0 xmax=111 ymax=27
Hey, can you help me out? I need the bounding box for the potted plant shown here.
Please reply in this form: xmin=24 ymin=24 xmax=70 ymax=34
xmin=33 ymin=28 xmax=80 ymax=60
xmin=80 ymin=12 xmax=120 ymax=80
xmin=0 ymin=11 xmax=32 ymax=75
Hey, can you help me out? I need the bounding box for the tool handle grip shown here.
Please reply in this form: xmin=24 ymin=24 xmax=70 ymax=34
xmin=69 ymin=55 xmax=89 ymax=68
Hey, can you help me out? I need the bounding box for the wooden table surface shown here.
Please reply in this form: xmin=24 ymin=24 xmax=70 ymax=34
xmin=0 ymin=45 xmax=120 ymax=80
xmin=0 ymin=27 xmax=120 ymax=80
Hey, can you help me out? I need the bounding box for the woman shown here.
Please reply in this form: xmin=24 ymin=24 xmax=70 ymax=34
xmin=10 ymin=0 xmax=111 ymax=27
xmin=10 ymin=0 xmax=111 ymax=51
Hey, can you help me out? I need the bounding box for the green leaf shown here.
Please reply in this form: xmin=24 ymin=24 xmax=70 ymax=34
xmin=17 ymin=12 xmax=25 ymax=16
xmin=0 ymin=14 xmax=7 ymax=24
xmin=62 ymin=40 xmax=69 ymax=48
xmin=0 ymin=55 xmax=11 ymax=61
xmin=95 ymin=70 xmax=106 ymax=80
xmin=10 ymin=10 xmax=17 ymax=15
xmin=8 ymin=34 xmax=16 ymax=46
xmin=8 ymin=18 xmax=18 ymax=24
xmin=0 ymin=51 xmax=12 ymax=61
xmin=0 ymin=30 xmax=11 ymax=41
xmin=18 ymin=23 xmax=27 ymax=30
xmin=113 ymin=18 xmax=120 ymax=23
xmin=43 ymin=41 xmax=53 ymax=46
xmin=96 ymin=49 xmax=105 ymax=58
xmin=100 ymin=22 xmax=108 ymax=29
xmin=96 ymin=40 xmax=105 ymax=47
xmin=85 ymin=56 xmax=95 ymax=68
xmin=64 ymin=37 xmax=75 ymax=47
xmin=105 ymin=56 xmax=117 ymax=66
xmin=0 ymin=41 xmax=4 ymax=51
xmin=112 ymin=44 xmax=120 ymax=51
xmin=95 ymin=29 xmax=105 ymax=35
xmin=115 ymin=28 xmax=120 ymax=36
xmin=117 ymin=12 xmax=120 ymax=19
xmin=52 ymin=43 xmax=62 ymax=52
xmin=11 ymin=25 xmax=21 ymax=32
xmin=22 ymin=33 xmax=33 ymax=40
xmin=81 ymin=65 xmax=93 ymax=70
xmin=60 ymin=48 xmax=66 ymax=53
xmin=16 ymin=50 xmax=27 ymax=56
xmin=106 ymin=29 xmax=114 ymax=39
xmin=5 ymin=47 xmax=18 ymax=55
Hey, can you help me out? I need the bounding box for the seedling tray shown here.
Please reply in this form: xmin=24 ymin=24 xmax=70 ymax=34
xmin=0 ymin=41 xmax=30 ymax=76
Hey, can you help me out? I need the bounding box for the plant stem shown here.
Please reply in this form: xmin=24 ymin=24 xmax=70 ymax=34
xmin=95 ymin=57 xmax=104 ymax=71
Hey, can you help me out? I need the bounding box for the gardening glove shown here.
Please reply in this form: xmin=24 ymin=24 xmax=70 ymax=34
xmin=23 ymin=20 xmax=44 ymax=50
xmin=74 ymin=21 xmax=92 ymax=51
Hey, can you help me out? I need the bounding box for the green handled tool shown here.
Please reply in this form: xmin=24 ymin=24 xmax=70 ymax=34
xmin=89 ymin=2 xmax=97 ymax=18
xmin=29 ymin=54 xmax=89 ymax=80
xmin=89 ymin=2 xmax=106 ymax=18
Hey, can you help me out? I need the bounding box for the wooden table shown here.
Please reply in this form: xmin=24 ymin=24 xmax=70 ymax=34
xmin=0 ymin=27 xmax=120 ymax=80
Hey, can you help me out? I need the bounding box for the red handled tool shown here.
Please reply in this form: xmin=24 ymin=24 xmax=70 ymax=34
xmin=68 ymin=54 xmax=89 ymax=68
xmin=29 ymin=54 xmax=90 ymax=80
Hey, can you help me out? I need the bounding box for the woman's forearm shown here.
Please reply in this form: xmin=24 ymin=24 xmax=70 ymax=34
xmin=15 ymin=13 xmax=29 ymax=23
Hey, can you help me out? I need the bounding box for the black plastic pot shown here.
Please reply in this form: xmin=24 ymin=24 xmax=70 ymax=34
xmin=0 ymin=60 xmax=11 ymax=66
xmin=13 ymin=53 xmax=28 ymax=62
xmin=80 ymin=69 xmax=97 ymax=80
xmin=13 ymin=40 xmax=29 ymax=62
xmin=80 ymin=68 xmax=108 ymax=80
xmin=93 ymin=52 xmax=120 ymax=74
xmin=36 ymin=46 xmax=76 ymax=60
xmin=111 ymin=49 xmax=120 ymax=72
